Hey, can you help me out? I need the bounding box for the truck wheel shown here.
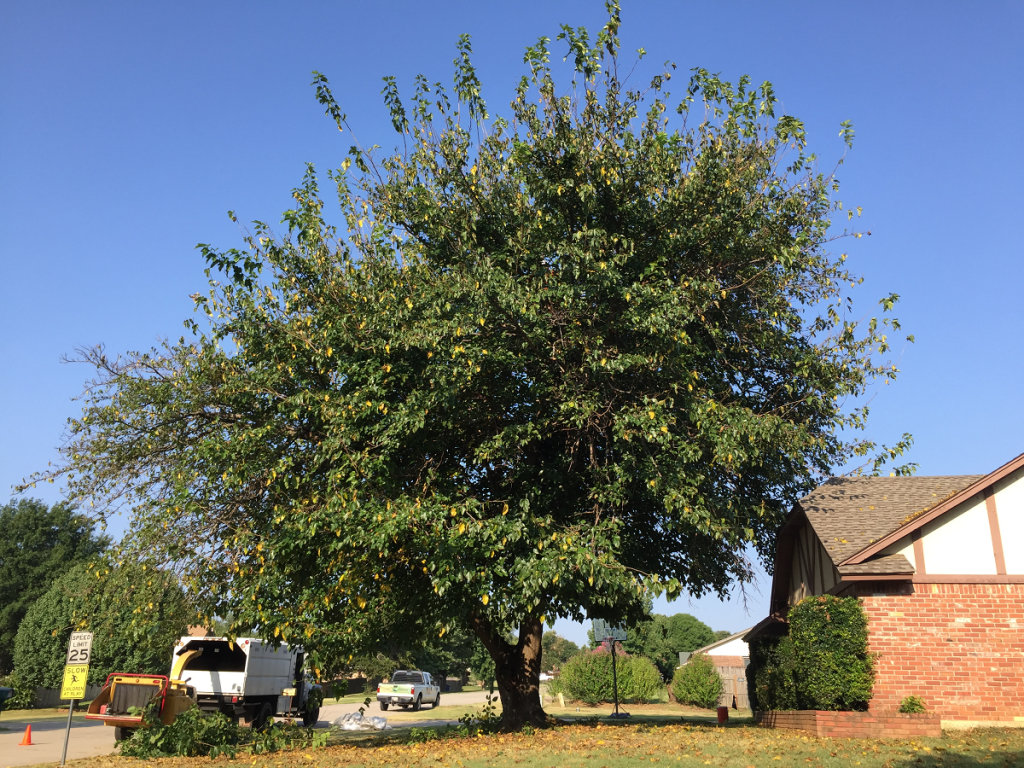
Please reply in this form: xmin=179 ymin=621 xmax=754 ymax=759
xmin=301 ymin=707 xmax=320 ymax=727
xmin=412 ymin=695 xmax=421 ymax=712
xmin=432 ymin=693 xmax=440 ymax=709
xmin=114 ymin=726 xmax=134 ymax=742
xmin=379 ymin=700 xmax=389 ymax=711
xmin=251 ymin=702 xmax=273 ymax=731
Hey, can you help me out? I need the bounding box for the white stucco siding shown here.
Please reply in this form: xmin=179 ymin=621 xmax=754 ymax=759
xmin=921 ymin=494 xmax=997 ymax=574
xmin=993 ymin=468 xmax=1024 ymax=573
xmin=880 ymin=536 xmax=917 ymax=571
xmin=705 ymin=636 xmax=749 ymax=657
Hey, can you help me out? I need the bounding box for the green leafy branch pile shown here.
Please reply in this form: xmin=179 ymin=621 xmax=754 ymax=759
xmin=119 ymin=706 xmax=327 ymax=759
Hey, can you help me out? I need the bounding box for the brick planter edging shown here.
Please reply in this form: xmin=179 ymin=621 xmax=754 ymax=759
xmin=755 ymin=710 xmax=941 ymax=739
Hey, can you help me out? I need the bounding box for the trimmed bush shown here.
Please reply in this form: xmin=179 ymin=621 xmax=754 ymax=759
xmin=899 ymin=695 xmax=927 ymax=714
xmin=558 ymin=647 xmax=663 ymax=704
xmin=0 ymin=671 xmax=35 ymax=710
xmin=671 ymin=653 xmax=722 ymax=709
xmin=789 ymin=594 xmax=874 ymax=711
xmin=747 ymin=595 xmax=873 ymax=712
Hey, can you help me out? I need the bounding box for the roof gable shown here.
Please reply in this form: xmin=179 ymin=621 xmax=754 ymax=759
xmin=799 ymin=474 xmax=982 ymax=565
xmin=844 ymin=451 xmax=1024 ymax=565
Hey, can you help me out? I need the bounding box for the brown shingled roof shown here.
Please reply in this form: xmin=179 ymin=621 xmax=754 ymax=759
xmin=799 ymin=475 xmax=983 ymax=566
xmin=837 ymin=554 xmax=915 ymax=576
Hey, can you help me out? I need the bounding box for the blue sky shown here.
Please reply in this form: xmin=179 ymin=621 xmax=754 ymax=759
xmin=2 ymin=1 xmax=1022 ymax=646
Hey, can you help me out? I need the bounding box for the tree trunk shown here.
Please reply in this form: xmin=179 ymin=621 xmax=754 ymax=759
xmin=471 ymin=614 xmax=548 ymax=730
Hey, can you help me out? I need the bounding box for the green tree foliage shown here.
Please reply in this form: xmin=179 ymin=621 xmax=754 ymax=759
xmin=0 ymin=499 xmax=109 ymax=673
xmin=747 ymin=595 xmax=873 ymax=711
xmin=28 ymin=3 xmax=912 ymax=729
xmin=13 ymin=562 xmax=188 ymax=689
xmin=556 ymin=647 xmax=662 ymax=705
xmin=624 ymin=613 xmax=716 ymax=677
xmin=541 ymin=631 xmax=580 ymax=671
xmin=671 ymin=653 xmax=723 ymax=709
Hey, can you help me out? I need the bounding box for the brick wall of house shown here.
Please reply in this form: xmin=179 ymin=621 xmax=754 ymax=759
xmin=855 ymin=582 xmax=1024 ymax=721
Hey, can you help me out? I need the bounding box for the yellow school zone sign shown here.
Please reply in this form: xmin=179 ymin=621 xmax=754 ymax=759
xmin=60 ymin=665 xmax=89 ymax=700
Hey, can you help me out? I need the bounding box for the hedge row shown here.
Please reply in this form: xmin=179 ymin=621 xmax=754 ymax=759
xmin=551 ymin=647 xmax=663 ymax=704
xmin=748 ymin=594 xmax=874 ymax=711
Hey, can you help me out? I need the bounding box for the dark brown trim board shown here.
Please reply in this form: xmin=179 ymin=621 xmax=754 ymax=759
xmin=983 ymin=488 xmax=1007 ymax=575
xmin=912 ymin=529 xmax=926 ymax=575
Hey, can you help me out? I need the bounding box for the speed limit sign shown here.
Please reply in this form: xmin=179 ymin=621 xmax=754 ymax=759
xmin=65 ymin=632 xmax=93 ymax=665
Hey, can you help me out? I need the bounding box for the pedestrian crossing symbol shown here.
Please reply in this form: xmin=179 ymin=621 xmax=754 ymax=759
xmin=60 ymin=665 xmax=89 ymax=700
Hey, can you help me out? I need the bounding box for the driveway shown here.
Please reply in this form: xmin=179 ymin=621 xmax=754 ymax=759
xmin=318 ymin=688 xmax=492 ymax=724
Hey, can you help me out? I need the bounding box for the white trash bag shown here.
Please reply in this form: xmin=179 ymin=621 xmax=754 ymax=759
xmin=333 ymin=711 xmax=390 ymax=731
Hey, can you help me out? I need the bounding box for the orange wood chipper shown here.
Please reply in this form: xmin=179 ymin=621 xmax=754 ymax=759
xmin=85 ymin=673 xmax=196 ymax=741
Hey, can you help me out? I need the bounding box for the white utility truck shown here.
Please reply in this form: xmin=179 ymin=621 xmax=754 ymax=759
xmin=170 ymin=636 xmax=321 ymax=728
xmin=376 ymin=670 xmax=440 ymax=711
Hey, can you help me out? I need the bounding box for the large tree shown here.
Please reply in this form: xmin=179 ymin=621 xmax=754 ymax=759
xmin=24 ymin=3 xmax=913 ymax=728
xmin=0 ymin=499 xmax=110 ymax=674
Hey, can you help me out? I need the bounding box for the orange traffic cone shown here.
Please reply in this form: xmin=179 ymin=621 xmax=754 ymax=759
xmin=19 ymin=724 xmax=33 ymax=745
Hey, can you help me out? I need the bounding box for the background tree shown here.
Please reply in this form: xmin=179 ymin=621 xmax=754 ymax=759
xmin=625 ymin=613 xmax=717 ymax=678
xmin=13 ymin=562 xmax=188 ymax=688
xmin=0 ymin=499 xmax=109 ymax=674
xmin=28 ymin=3 xmax=913 ymax=729
xmin=541 ymin=631 xmax=581 ymax=671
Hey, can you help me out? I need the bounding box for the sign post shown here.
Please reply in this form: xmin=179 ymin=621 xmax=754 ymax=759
xmin=591 ymin=620 xmax=630 ymax=719
xmin=59 ymin=632 xmax=93 ymax=767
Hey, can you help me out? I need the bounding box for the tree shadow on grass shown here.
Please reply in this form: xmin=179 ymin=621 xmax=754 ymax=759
xmin=892 ymin=752 xmax=1024 ymax=768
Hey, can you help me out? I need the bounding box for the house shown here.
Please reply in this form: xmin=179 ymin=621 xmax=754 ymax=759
xmin=746 ymin=452 xmax=1024 ymax=721
xmin=686 ymin=629 xmax=753 ymax=710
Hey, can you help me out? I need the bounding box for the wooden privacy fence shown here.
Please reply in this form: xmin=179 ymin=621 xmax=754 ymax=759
xmin=715 ymin=663 xmax=750 ymax=710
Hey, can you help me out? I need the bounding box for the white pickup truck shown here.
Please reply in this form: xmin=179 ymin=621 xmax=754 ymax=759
xmin=170 ymin=636 xmax=321 ymax=728
xmin=376 ymin=670 xmax=440 ymax=711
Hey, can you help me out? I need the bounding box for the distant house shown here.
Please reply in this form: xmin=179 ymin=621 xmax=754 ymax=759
xmin=685 ymin=629 xmax=753 ymax=710
xmin=746 ymin=452 xmax=1024 ymax=721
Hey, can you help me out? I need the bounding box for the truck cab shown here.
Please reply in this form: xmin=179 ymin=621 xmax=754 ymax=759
xmin=170 ymin=636 xmax=321 ymax=728
xmin=376 ymin=670 xmax=440 ymax=711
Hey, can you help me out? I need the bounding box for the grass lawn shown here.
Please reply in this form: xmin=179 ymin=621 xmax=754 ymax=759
xmin=64 ymin=720 xmax=1024 ymax=767
xmin=0 ymin=705 xmax=90 ymax=722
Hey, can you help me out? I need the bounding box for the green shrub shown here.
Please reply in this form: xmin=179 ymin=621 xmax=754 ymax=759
xmin=0 ymin=671 xmax=35 ymax=709
xmin=789 ymin=595 xmax=873 ymax=711
xmin=747 ymin=635 xmax=797 ymax=711
xmin=671 ymin=654 xmax=722 ymax=709
xmin=558 ymin=648 xmax=662 ymax=704
xmin=14 ymin=562 xmax=188 ymax=690
xmin=899 ymin=695 xmax=927 ymax=714
xmin=747 ymin=595 xmax=873 ymax=712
